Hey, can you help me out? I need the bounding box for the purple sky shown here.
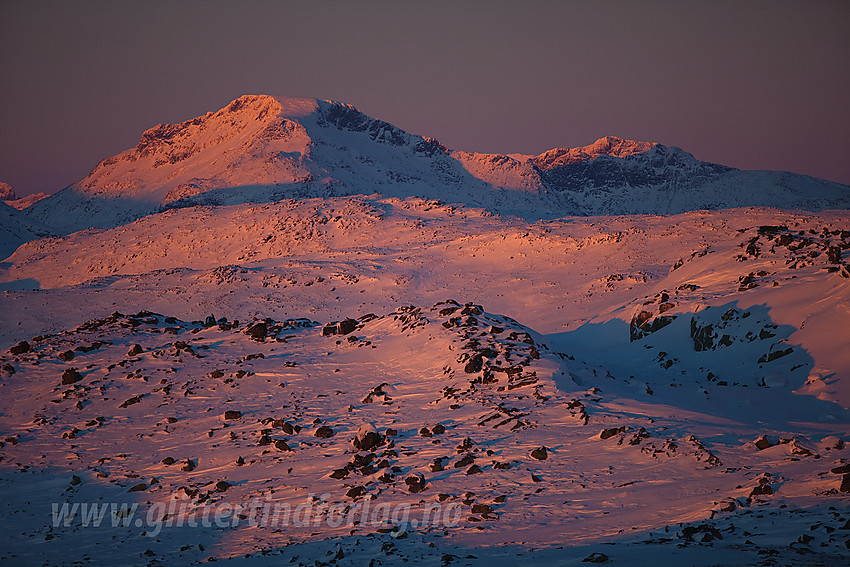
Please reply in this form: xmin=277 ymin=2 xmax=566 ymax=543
xmin=1 ymin=1 xmax=849 ymax=197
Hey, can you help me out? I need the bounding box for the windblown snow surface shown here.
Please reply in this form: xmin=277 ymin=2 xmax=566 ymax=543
xmin=1 ymin=96 xmax=850 ymax=566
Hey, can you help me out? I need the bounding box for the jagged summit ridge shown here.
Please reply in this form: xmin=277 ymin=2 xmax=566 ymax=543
xmin=533 ymin=136 xmax=656 ymax=170
xmin=19 ymin=94 xmax=850 ymax=236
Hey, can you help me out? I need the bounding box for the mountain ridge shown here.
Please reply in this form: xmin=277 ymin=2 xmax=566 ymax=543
xmin=16 ymin=94 xmax=850 ymax=238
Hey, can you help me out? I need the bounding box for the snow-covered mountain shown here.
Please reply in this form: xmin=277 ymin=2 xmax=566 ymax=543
xmin=22 ymin=95 xmax=850 ymax=235
xmin=2 ymin=95 xmax=850 ymax=565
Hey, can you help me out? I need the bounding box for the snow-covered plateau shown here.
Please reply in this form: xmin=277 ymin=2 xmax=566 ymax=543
xmin=1 ymin=95 xmax=849 ymax=566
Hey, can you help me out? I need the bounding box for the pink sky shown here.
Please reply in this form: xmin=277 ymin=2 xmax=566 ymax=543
xmin=1 ymin=0 xmax=849 ymax=196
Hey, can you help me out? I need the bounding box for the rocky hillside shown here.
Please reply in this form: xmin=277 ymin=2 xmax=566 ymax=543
xmin=2 ymin=302 xmax=848 ymax=565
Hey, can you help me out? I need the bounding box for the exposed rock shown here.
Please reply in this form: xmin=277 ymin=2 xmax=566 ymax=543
xmin=466 ymin=464 xmax=482 ymax=475
xmin=353 ymin=423 xmax=383 ymax=451
xmin=690 ymin=320 xmax=715 ymax=351
xmin=681 ymin=523 xmax=723 ymax=542
xmin=530 ymin=446 xmax=548 ymax=460
xmin=181 ymin=459 xmax=196 ymax=472
xmin=9 ymin=341 xmax=30 ymax=355
xmin=840 ymin=474 xmax=850 ymax=493
xmin=454 ymin=453 xmax=475 ymax=468
xmin=758 ymin=347 xmax=793 ymax=363
xmin=224 ymin=410 xmax=242 ymax=420
xmin=464 ymin=354 xmax=484 ymax=373
xmin=350 ymin=453 xmax=375 ymax=468
xmin=346 ymin=486 xmax=366 ymax=498
xmin=58 ymin=350 xmax=75 ymax=361
xmin=161 ymin=457 xmax=175 ymax=465
xmin=215 ymin=480 xmax=231 ymax=492
xmin=315 ymin=425 xmax=335 ymax=438
xmin=820 ymin=436 xmax=845 ymax=450
xmin=128 ymin=483 xmax=147 ymax=492
xmin=599 ymin=426 xmax=626 ymax=440
xmin=61 ymin=368 xmax=84 ymax=385
xmin=754 ymin=435 xmax=774 ymax=450
xmin=631 ymin=311 xmax=676 ymax=341
xmin=245 ymin=322 xmax=267 ymax=341
xmin=337 ymin=318 xmax=357 ymax=335
xmin=471 ymin=504 xmax=492 ymax=514
xmin=456 ymin=437 xmax=474 ymax=452
xmin=582 ymin=553 xmax=609 ymax=563
xmin=405 ymin=473 xmax=427 ymax=493
xmin=274 ymin=440 xmax=290 ymax=451
xmin=119 ymin=395 xmax=142 ymax=408
xmin=127 ymin=344 xmax=143 ymax=356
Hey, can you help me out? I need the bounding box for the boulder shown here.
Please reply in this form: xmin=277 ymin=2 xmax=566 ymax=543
xmin=353 ymin=423 xmax=383 ymax=451
xmin=599 ymin=427 xmax=625 ymax=440
xmin=753 ymin=435 xmax=774 ymax=450
xmin=61 ymin=368 xmax=84 ymax=385
xmin=315 ymin=425 xmax=335 ymax=438
xmin=9 ymin=341 xmax=30 ymax=355
xmin=245 ymin=322 xmax=267 ymax=341
xmin=405 ymin=473 xmax=427 ymax=493
xmin=464 ymin=354 xmax=484 ymax=373
xmin=530 ymin=446 xmax=548 ymax=460
xmin=454 ymin=453 xmax=475 ymax=468
xmin=337 ymin=319 xmax=357 ymax=335
xmin=346 ymin=486 xmax=366 ymax=498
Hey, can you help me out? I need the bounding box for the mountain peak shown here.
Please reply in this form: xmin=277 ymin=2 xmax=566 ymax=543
xmin=20 ymin=95 xmax=850 ymax=236
xmin=585 ymin=136 xmax=655 ymax=158
xmin=0 ymin=182 xmax=15 ymax=200
xmin=533 ymin=136 xmax=656 ymax=170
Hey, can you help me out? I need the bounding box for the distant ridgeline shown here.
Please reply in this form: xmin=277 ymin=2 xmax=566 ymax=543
xmin=13 ymin=94 xmax=850 ymax=236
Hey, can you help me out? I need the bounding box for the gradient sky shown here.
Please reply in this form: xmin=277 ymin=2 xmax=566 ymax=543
xmin=1 ymin=0 xmax=849 ymax=197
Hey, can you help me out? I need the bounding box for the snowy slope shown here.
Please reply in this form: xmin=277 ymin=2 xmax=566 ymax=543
xmin=1 ymin=303 xmax=849 ymax=565
xmin=0 ymin=201 xmax=53 ymax=261
xmin=22 ymin=95 xmax=850 ymax=235
xmin=4 ymin=192 xmax=50 ymax=210
xmin=3 ymin=198 xmax=849 ymax=406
